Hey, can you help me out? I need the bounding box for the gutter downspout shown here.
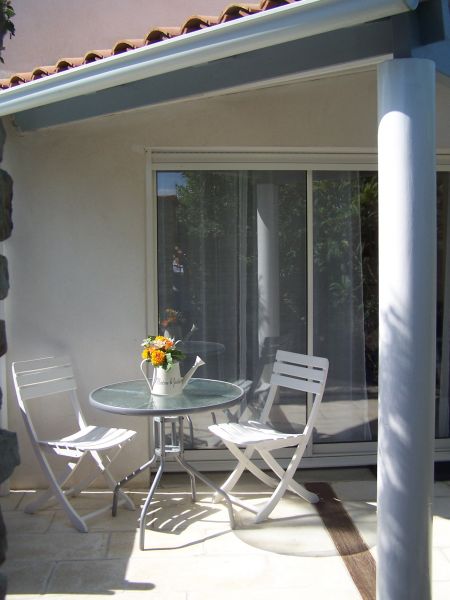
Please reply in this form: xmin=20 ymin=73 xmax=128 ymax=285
xmin=0 ymin=0 xmax=419 ymax=117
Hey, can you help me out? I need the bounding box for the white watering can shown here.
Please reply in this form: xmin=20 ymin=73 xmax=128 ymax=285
xmin=140 ymin=355 xmax=205 ymax=396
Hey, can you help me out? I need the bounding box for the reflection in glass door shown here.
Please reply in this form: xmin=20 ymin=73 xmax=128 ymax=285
xmin=154 ymin=163 xmax=450 ymax=464
xmin=156 ymin=170 xmax=308 ymax=448
xmin=312 ymin=172 xmax=378 ymax=444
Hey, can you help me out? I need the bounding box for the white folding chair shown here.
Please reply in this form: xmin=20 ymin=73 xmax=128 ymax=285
xmin=209 ymin=350 xmax=329 ymax=523
xmin=12 ymin=356 xmax=137 ymax=532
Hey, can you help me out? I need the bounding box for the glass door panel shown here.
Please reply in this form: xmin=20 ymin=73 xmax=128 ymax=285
xmin=156 ymin=170 xmax=307 ymax=449
xmin=436 ymin=172 xmax=450 ymax=438
xmin=312 ymin=171 xmax=379 ymax=443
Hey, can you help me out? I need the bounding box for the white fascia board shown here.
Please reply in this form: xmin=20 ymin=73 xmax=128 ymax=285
xmin=0 ymin=0 xmax=418 ymax=117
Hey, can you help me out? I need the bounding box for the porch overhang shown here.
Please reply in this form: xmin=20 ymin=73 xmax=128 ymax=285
xmin=1 ymin=0 xmax=445 ymax=132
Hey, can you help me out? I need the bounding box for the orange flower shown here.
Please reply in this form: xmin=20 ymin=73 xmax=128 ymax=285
xmin=150 ymin=349 xmax=165 ymax=367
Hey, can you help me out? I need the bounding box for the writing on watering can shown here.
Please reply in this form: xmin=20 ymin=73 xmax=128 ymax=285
xmin=154 ymin=373 xmax=182 ymax=387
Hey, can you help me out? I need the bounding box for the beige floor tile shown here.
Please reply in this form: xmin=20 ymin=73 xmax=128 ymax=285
xmin=125 ymin=554 xmax=272 ymax=593
xmin=441 ymin=546 xmax=450 ymax=563
xmin=265 ymin=554 xmax=358 ymax=590
xmin=434 ymin=482 xmax=450 ymax=497
xmin=232 ymin=501 xmax=337 ymax=558
xmin=2 ymin=509 xmax=54 ymax=533
xmin=49 ymin=505 xmax=138 ymax=532
xmin=47 ymin=559 xmax=155 ymax=595
xmin=301 ymin=467 xmax=376 ymax=483
xmin=433 ymin=581 xmax=450 ymax=600
xmin=108 ymin=529 xmax=206 ymax=557
xmin=341 ymin=500 xmax=378 ymax=549
xmin=8 ymin=596 xmax=186 ymax=600
xmin=433 ymin=548 xmax=450 ymax=581
xmin=188 ymin=583 xmax=361 ymax=600
xmin=1 ymin=559 xmax=53 ymax=595
xmin=331 ymin=479 xmax=377 ymax=501
xmin=7 ymin=531 xmax=109 ymax=561
xmin=0 ymin=490 xmax=24 ymax=510
xmin=433 ymin=503 xmax=450 ymax=548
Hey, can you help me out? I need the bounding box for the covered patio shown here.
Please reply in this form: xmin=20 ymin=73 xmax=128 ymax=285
xmin=1 ymin=468 xmax=450 ymax=599
xmin=1 ymin=1 xmax=450 ymax=598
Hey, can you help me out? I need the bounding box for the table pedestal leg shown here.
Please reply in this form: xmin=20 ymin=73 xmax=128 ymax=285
xmin=139 ymin=415 xmax=236 ymax=550
xmin=112 ymin=456 xmax=156 ymax=517
xmin=139 ymin=458 xmax=165 ymax=550
xmin=175 ymin=454 xmax=236 ymax=530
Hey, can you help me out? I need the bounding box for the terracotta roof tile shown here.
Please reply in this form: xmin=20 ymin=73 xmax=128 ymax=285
xmin=83 ymin=49 xmax=113 ymax=64
xmin=181 ymin=16 xmax=221 ymax=34
xmin=9 ymin=73 xmax=34 ymax=86
xmin=0 ymin=0 xmax=297 ymax=91
xmin=31 ymin=66 xmax=58 ymax=79
xmin=220 ymin=4 xmax=263 ymax=22
xmin=145 ymin=27 xmax=180 ymax=44
xmin=55 ymin=57 xmax=85 ymax=71
xmin=112 ymin=39 xmax=147 ymax=54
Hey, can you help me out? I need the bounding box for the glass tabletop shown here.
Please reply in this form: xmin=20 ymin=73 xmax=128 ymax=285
xmin=89 ymin=378 xmax=244 ymax=416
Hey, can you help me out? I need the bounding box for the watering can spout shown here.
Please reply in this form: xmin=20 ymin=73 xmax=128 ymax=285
xmin=182 ymin=355 xmax=205 ymax=388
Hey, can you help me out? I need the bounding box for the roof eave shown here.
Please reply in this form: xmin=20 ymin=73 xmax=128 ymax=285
xmin=0 ymin=0 xmax=419 ymax=118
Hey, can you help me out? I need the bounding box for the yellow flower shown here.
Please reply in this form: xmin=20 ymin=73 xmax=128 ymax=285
xmin=141 ymin=348 xmax=152 ymax=360
xmin=150 ymin=349 xmax=165 ymax=367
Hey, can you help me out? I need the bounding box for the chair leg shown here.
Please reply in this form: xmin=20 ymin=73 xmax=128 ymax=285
xmin=252 ymin=446 xmax=318 ymax=523
xmin=224 ymin=443 xmax=283 ymax=488
xmin=258 ymin=449 xmax=319 ymax=504
xmin=90 ymin=450 xmax=135 ymax=511
xmin=24 ymin=453 xmax=87 ymax=513
xmin=211 ymin=447 xmax=254 ymax=503
xmin=25 ymin=452 xmax=89 ymax=532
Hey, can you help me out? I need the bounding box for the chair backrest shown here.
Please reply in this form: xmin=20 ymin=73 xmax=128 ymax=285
xmin=261 ymin=350 xmax=329 ymax=441
xmin=12 ymin=356 xmax=85 ymax=442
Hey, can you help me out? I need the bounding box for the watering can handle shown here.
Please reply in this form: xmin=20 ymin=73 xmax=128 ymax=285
xmin=140 ymin=359 xmax=153 ymax=392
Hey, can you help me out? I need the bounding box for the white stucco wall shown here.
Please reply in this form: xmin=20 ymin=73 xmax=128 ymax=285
xmin=3 ymin=69 xmax=450 ymax=487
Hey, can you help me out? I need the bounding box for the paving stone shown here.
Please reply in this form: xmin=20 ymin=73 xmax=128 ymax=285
xmin=47 ymin=558 xmax=155 ymax=595
xmin=1 ymin=559 xmax=53 ymax=595
xmin=434 ymin=481 xmax=450 ymax=497
xmin=2 ymin=509 xmax=53 ymax=534
xmin=108 ymin=529 xmax=204 ymax=557
xmin=433 ymin=547 xmax=450 ymax=581
xmin=7 ymin=531 xmax=109 ymax=561
xmin=331 ymin=479 xmax=377 ymax=501
xmin=0 ymin=491 xmax=23 ymax=510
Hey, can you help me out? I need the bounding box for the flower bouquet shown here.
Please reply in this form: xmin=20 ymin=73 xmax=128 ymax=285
xmin=140 ymin=335 xmax=204 ymax=396
xmin=141 ymin=335 xmax=185 ymax=371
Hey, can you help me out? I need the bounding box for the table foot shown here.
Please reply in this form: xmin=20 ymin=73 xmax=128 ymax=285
xmin=139 ymin=459 xmax=165 ymax=551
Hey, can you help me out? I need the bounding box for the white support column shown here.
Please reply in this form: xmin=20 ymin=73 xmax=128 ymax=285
xmin=377 ymin=58 xmax=436 ymax=600
xmin=257 ymin=183 xmax=280 ymax=355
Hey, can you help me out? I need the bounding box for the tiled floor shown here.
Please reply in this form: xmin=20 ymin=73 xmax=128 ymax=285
xmin=1 ymin=468 xmax=449 ymax=600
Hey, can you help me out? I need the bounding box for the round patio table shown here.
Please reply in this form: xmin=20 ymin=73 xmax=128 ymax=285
xmin=90 ymin=378 xmax=244 ymax=550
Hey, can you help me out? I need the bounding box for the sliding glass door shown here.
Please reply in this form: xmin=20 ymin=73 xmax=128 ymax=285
xmin=155 ymin=163 xmax=450 ymax=462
